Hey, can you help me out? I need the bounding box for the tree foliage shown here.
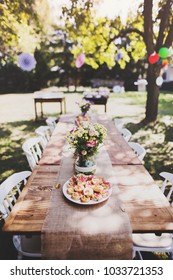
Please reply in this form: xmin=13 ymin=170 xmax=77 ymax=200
xmin=62 ymin=0 xmax=173 ymax=123
xmin=0 ymin=0 xmax=53 ymax=63
xmin=62 ymin=0 xmax=126 ymax=69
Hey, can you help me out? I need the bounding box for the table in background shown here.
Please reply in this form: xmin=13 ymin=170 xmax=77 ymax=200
xmin=84 ymin=96 xmax=109 ymax=113
xmin=33 ymin=91 xmax=66 ymax=120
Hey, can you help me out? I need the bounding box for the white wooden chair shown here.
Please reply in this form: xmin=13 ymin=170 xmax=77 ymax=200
xmin=35 ymin=125 xmax=51 ymax=148
xmin=128 ymin=142 xmax=146 ymax=162
xmin=159 ymin=172 xmax=173 ymax=202
xmin=133 ymin=172 xmax=173 ymax=259
xmin=22 ymin=137 xmax=44 ymax=170
xmin=0 ymin=171 xmax=41 ymax=259
xmin=114 ymin=118 xmax=123 ymax=130
xmin=45 ymin=117 xmax=57 ymax=134
xmin=119 ymin=127 xmax=132 ymax=142
xmin=133 ymin=232 xmax=173 ymax=260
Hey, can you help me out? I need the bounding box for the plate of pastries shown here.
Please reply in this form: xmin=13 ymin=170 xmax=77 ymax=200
xmin=63 ymin=173 xmax=112 ymax=205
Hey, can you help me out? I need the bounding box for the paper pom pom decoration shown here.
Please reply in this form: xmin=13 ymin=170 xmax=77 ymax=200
xmin=115 ymin=52 xmax=123 ymax=61
xmin=158 ymin=47 xmax=171 ymax=59
xmin=156 ymin=76 xmax=163 ymax=87
xmin=161 ymin=59 xmax=168 ymax=67
xmin=18 ymin=53 xmax=36 ymax=71
xmin=75 ymin=53 xmax=85 ymax=68
xmin=148 ymin=53 xmax=160 ymax=64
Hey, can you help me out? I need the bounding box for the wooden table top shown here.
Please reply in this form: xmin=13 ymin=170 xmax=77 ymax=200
xmin=33 ymin=91 xmax=65 ymax=100
xmin=2 ymin=164 xmax=173 ymax=234
xmin=2 ymin=165 xmax=59 ymax=234
xmin=38 ymin=121 xmax=71 ymax=165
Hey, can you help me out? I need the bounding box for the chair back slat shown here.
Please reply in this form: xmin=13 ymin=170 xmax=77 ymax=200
xmin=6 ymin=195 xmax=14 ymax=210
xmin=16 ymin=183 xmax=21 ymax=195
xmin=35 ymin=143 xmax=42 ymax=159
xmin=2 ymin=202 xmax=10 ymax=218
xmin=166 ymin=185 xmax=173 ymax=201
xmin=10 ymin=190 xmax=17 ymax=203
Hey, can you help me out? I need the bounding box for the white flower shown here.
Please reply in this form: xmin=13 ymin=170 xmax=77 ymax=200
xmin=18 ymin=52 xmax=36 ymax=71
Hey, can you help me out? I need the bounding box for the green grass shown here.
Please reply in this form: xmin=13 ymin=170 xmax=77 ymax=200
xmin=111 ymin=91 xmax=173 ymax=180
xmin=0 ymin=119 xmax=45 ymax=183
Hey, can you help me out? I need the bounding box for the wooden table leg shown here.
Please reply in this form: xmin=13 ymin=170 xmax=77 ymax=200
xmin=60 ymin=101 xmax=63 ymax=114
xmin=34 ymin=100 xmax=38 ymax=120
xmin=40 ymin=102 xmax=43 ymax=118
xmin=64 ymin=98 xmax=66 ymax=113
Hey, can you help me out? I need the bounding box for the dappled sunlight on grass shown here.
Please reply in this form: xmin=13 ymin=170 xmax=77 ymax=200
xmin=159 ymin=93 xmax=173 ymax=116
xmin=126 ymin=119 xmax=173 ymax=179
xmin=111 ymin=92 xmax=173 ymax=180
xmin=0 ymin=119 xmax=45 ymax=183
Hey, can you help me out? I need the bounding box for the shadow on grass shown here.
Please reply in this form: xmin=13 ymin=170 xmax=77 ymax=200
xmin=125 ymin=120 xmax=173 ymax=180
xmin=0 ymin=119 xmax=45 ymax=183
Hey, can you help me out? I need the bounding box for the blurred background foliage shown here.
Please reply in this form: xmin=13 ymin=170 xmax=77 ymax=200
xmin=0 ymin=0 xmax=148 ymax=93
xmin=0 ymin=0 xmax=173 ymax=97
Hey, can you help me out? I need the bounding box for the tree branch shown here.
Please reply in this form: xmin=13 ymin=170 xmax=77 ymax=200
xmin=108 ymin=28 xmax=144 ymax=45
xmin=155 ymin=0 xmax=172 ymax=50
xmin=165 ymin=20 xmax=173 ymax=46
xmin=143 ymin=0 xmax=154 ymax=54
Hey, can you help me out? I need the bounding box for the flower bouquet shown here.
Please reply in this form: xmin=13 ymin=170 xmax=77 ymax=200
xmin=66 ymin=121 xmax=107 ymax=174
xmin=77 ymin=99 xmax=91 ymax=116
xmin=75 ymin=99 xmax=92 ymax=125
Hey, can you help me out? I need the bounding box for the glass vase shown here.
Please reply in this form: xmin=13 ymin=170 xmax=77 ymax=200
xmin=75 ymin=155 xmax=96 ymax=175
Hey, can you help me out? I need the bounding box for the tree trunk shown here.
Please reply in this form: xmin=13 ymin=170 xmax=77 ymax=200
xmin=144 ymin=64 xmax=161 ymax=124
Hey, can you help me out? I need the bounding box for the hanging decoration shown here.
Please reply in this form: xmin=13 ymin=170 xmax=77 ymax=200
xmin=148 ymin=47 xmax=172 ymax=67
xmin=18 ymin=52 xmax=36 ymax=71
xmin=75 ymin=53 xmax=85 ymax=68
xmin=156 ymin=76 xmax=163 ymax=87
xmin=161 ymin=59 xmax=169 ymax=68
xmin=148 ymin=48 xmax=172 ymax=87
xmin=148 ymin=53 xmax=160 ymax=64
xmin=158 ymin=47 xmax=171 ymax=59
xmin=115 ymin=52 xmax=123 ymax=61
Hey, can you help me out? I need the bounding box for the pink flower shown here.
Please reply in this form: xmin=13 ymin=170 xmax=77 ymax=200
xmin=89 ymin=129 xmax=95 ymax=136
xmin=81 ymin=150 xmax=87 ymax=155
xmin=86 ymin=140 xmax=97 ymax=147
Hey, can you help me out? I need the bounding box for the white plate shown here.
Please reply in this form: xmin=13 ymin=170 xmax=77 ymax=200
xmin=62 ymin=179 xmax=112 ymax=205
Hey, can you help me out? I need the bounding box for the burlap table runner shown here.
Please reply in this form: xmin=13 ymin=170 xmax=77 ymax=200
xmin=41 ymin=145 xmax=132 ymax=259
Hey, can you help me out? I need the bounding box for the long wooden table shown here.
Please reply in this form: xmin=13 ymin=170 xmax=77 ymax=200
xmin=2 ymin=115 xmax=173 ymax=235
